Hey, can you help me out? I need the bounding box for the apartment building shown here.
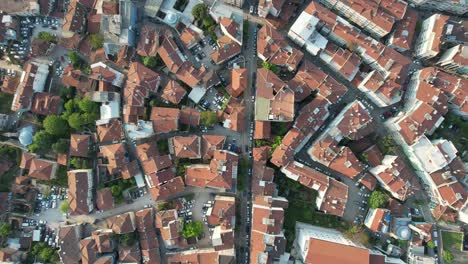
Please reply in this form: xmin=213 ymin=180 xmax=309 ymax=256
xmin=436 ymin=45 xmax=468 ymax=77
xmin=406 ymin=0 xmax=468 ymax=16
xmin=318 ymin=0 xmax=408 ymax=38
xmin=414 ymin=14 xmax=449 ymax=59
xmin=294 ymin=223 xmax=405 ymax=264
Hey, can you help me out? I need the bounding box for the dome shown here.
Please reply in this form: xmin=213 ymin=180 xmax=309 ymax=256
xmin=397 ymin=226 xmax=411 ymax=240
xmin=19 ymin=126 xmax=33 ymax=146
xmin=165 ymin=12 xmax=178 ymax=25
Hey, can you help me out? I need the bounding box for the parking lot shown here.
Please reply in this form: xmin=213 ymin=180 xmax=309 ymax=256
xmin=189 ymin=36 xmax=218 ymax=69
xmin=199 ymin=88 xmax=229 ymax=111
xmin=30 ymin=186 xmax=68 ymax=229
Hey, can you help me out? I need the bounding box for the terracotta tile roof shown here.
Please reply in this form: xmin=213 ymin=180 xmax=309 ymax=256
xmin=293 ymin=94 xmax=330 ymax=135
xmin=388 ymin=8 xmax=418 ymax=51
xmin=116 ymin=45 xmax=136 ymax=69
xmin=304 ymin=233 xmax=371 ymax=264
xmin=220 ymin=17 xmax=239 ymax=41
xmin=364 ymin=208 xmax=389 ymax=232
xmin=251 ymin=162 xmax=276 ymax=197
xmin=107 ymin=212 xmax=136 ymax=234
xmin=150 ymin=107 xmax=180 ymax=134
xmin=161 ymin=80 xmax=186 ymax=105
xmin=99 ymin=143 xmax=137 ymax=179
xmin=101 ymin=0 xmax=119 ymax=14
xmin=70 ymin=134 xmax=90 ymax=158
xmin=186 ymin=150 xmax=238 ymax=191
xmin=171 ymin=136 xmax=201 ymax=159
xmin=257 ymin=24 xmax=303 ymax=70
xmin=321 ymin=42 xmax=361 ymax=81
xmin=28 ymin=158 xmax=57 ymax=181
xmin=61 ymin=65 xmax=93 ymax=95
xmin=179 ymin=27 xmax=199 ymax=48
xmin=127 ymin=62 xmax=160 ymax=94
xmin=370 ymin=155 xmax=415 ymax=201
xmin=149 ymin=176 xmax=185 ymax=201
xmin=20 ymin=153 xmax=35 ymax=169
xmin=155 ymin=209 xmax=186 ymax=248
xmin=207 ymin=196 xmax=235 ymax=228
xmin=96 ymin=188 xmax=113 ymax=211
xmin=319 ymin=178 xmax=348 ymax=217
xmin=68 ymin=169 xmax=93 ymax=215
xmin=135 ymin=207 xmax=154 ymax=233
xmin=211 ymin=35 xmax=241 ymax=65
xmin=250 ymin=196 xmax=288 ymax=264
xmin=271 ymin=127 xmax=304 ymax=167
xmin=180 ymin=107 xmax=201 ymax=127
xmin=1 ymin=75 xmax=20 ymax=94
xmin=11 ymin=63 xmax=39 ymax=111
xmin=91 ymin=229 xmax=115 ymax=254
xmin=80 ymin=237 xmax=98 ymax=264
xmin=166 ymin=249 xmax=221 ymax=263
xmin=87 ymin=14 xmax=101 ymax=34
xmin=253 ymin=146 xmax=271 ymax=164
xmin=58 ymin=224 xmax=82 ymax=264
xmin=30 ymin=92 xmax=61 ymax=116
xmin=201 ymin=135 xmax=226 ymax=160
xmin=96 ymin=118 xmax=123 ymax=143
xmin=253 ymin=121 xmax=271 ymax=140
xmin=118 ymin=244 xmax=141 ymax=263
xmin=358 ymin=173 xmax=377 ymax=191
xmin=219 ymin=97 xmax=245 ymax=132
xmin=226 ymin=68 xmax=247 ymax=97
xmin=141 ymin=154 xmax=172 ymax=176
xmin=63 ymin=0 xmax=88 ymax=33
xmin=158 ymin=35 xmax=184 ymax=73
xmin=136 ymin=142 xmax=159 ymax=161
xmin=137 ymin=24 xmax=163 ymax=57
xmin=255 ymin=68 xmax=295 ymax=121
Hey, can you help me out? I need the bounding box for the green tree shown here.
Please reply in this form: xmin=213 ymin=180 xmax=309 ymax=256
xmin=67 ymin=112 xmax=85 ymax=130
xmin=368 ymin=190 xmax=389 ymax=209
xmin=52 ymin=139 xmax=69 ymax=154
xmin=111 ymin=185 xmax=123 ymax=197
xmin=59 ymin=86 xmax=76 ymax=100
xmin=31 ymin=130 xmax=55 ymax=153
xmin=70 ymin=157 xmax=89 ymax=169
xmin=444 ymin=250 xmax=454 ymax=263
xmin=426 ymin=241 xmax=435 ymax=248
xmin=271 ymin=136 xmax=283 ymax=152
xmin=37 ymin=32 xmax=56 ymax=43
xmin=39 ymin=247 xmax=55 ymax=262
xmin=69 ymin=51 xmax=84 ymax=69
xmin=192 ymin=3 xmax=207 ymax=19
xmin=59 ymin=200 xmax=69 ymax=214
xmin=0 ymin=223 xmax=12 ymax=237
xmin=182 ymin=221 xmax=204 ymax=238
xmin=201 ymin=111 xmax=218 ymax=126
xmin=89 ymin=34 xmax=104 ymax=50
xmin=43 ymin=115 xmax=69 ymax=137
xmin=142 ymin=56 xmax=158 ymax=69
xmin=78 ymin=97 xmax=98 ymax=113
xmin=262 ymin=61 xmax=279 ymax=74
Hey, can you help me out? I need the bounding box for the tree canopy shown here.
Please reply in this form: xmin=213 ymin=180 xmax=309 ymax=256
xmin=0 ymin=223 xmax=11 ymax=237
xmin=192 ymin=3 xmax=207 ymax=19
xmin=29 ymin=130 xmax=55 ymax=153
xmin=43 ymin=115 xmax=69 ymax=137
xmin=90 ymin=34 xmax=104 ymax=50
xmin=59 ymin=200 xmax=69 ymax=214
xmin=444 ymin=250 xmax=454 ymax=263
xmin=182 ymin=221 xmax=204 ymax=238
xmin=37 ymin=32 xmax=56 ymax=43
xmin=52 ymin=139 xmax=69 ymax=154
xmin=368 ymin=190 xmax=389 ymax=209
xmin=262 ymin=61 xmax=279 ymax=74
xmin=31 ymin=242 xmax=57 ymax=263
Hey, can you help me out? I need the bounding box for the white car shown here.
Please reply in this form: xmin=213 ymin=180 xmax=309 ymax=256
xmin=250 ymin=6 xmax=254 ymax=14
